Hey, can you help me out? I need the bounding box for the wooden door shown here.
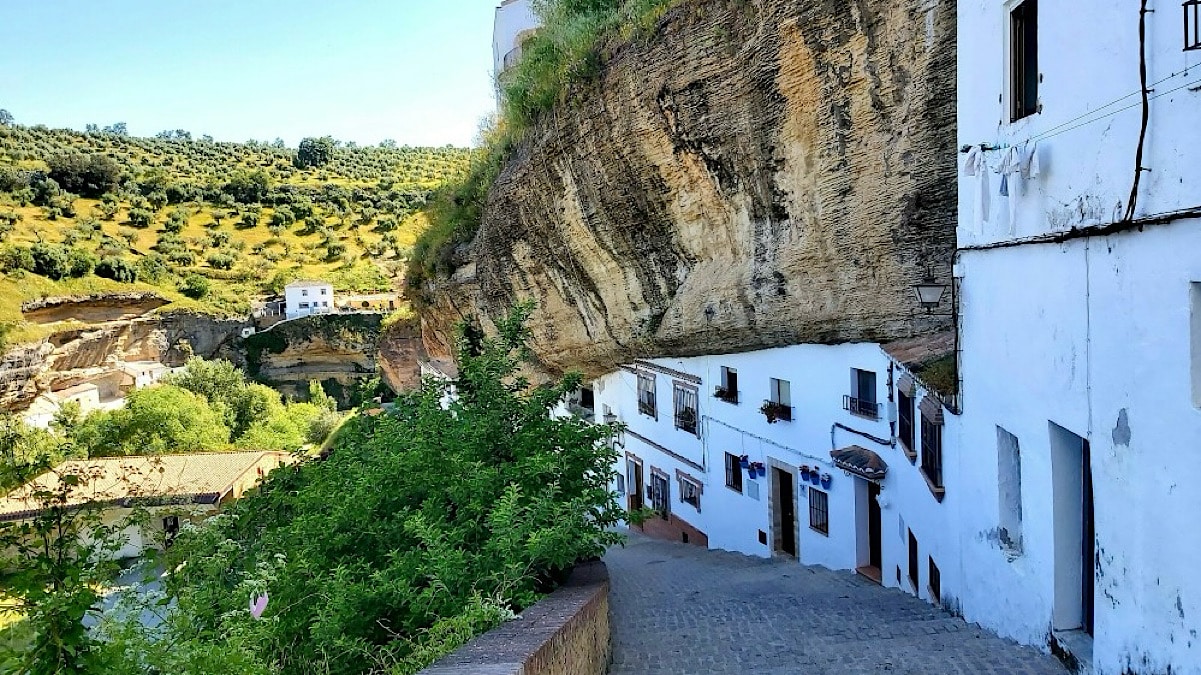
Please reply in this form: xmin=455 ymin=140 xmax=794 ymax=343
xmin=775 ymin=468 xmax=796 ymax=557
xmin=868 ymin=482 xmax=882 ymax=570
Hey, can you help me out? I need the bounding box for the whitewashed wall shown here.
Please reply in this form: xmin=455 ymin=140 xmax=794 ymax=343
xmin=595 ymin=342 xmax=959 ymax=607
xmin=957 ymin=0 xmax=1201 ymax=247
xmin=957 ymin=2 xmax=1201 ymax=672
xmin=492 ymin=0 xmax=539 ymax=78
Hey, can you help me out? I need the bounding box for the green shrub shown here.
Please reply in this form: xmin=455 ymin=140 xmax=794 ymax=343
xmin=163 ymin=306 xmax=623 ymax=674
xmin=179 ymin=273 xmax=210 ymax=299
xmin=30 ymin=242 xmax=69 ymax=280
xmin=95 ymin=256 xmax=139 ymax=282
xmin=66 ymin=246 xmax=97 ymax=277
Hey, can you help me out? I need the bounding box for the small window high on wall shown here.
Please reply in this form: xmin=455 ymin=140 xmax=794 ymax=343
xmin=1011 ymin=0 xmax=1039 ymax=121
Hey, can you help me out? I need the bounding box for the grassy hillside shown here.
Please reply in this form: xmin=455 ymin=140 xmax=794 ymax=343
xmin=0 ymin=123 xmax=470 ymax=347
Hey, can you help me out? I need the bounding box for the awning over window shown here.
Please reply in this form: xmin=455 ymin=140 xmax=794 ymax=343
xmin=919 ymin=395 xmax=945 ymax=425
xmin=897 ymin=373 xmax=917 ymax=397
xmin=830 ymin=445 xmax=888 ymax=480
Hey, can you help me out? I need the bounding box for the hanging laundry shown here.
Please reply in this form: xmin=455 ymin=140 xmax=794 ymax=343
xmin=996 ymin=146 xmax=1022 ymax=236
xmin=1021 ymin=141 xmax=1041 ymax=179
xmin=962 ymin=145 xmax=990 ymax=226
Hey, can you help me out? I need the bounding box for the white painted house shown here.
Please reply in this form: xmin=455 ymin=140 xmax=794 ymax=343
xmin=493 ymin=0 xmax=540 ymax=85
xmin=592 ymin=333 xmax=959 ymax=610
xmin=953 ymin=1 xmax=1201 ymax=672
xmin=284 ymin=280 xmax=335 ymax=320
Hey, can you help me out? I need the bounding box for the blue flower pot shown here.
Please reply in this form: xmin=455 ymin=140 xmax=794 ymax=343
xmin=757 ymin=465 xmax=766 ymax=478
xmin=740 ymin=457 xmax=750 ymax=469
xmin=820 ymin=475 xmax=832 ymax=489
xmin=810 ymin=472 xmax=821 ymax=486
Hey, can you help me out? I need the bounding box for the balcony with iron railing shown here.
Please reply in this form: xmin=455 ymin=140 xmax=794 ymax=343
xmin=714 ymin=386 xmax=739 ymax=404
xmin=843 ymin=395 xmax=882 ymax=420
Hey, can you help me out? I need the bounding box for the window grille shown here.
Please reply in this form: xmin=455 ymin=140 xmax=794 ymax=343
xmin=650 ymin=471 xmax=670 ymax=518
xmin=1187 ymin=0 xmax=1201 ymax=51
xmin=673 ymin=383 xmax=699 ymax=435
xmin=637 ymin=372 xmax=656 ymax=418
xmin=898 ymin=391 xmax=916 ymax=456
xmin=921 ymin=414 xmax=944 ymax=488
xmin=929 ymin=557 xmax=942 ymax=603
xmin=679 ymin=476 xmax=701 ymax=511
xmin=724 ymin=453 xmax=743 ymax=493
xmin=808 ymin=488 xmax=829 ymax=534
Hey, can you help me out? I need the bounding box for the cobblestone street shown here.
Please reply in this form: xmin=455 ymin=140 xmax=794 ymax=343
xmin=605 ymin=531 xmax=1067 ymax=675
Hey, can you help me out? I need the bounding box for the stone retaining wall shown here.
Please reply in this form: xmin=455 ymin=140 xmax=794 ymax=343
xmin=419 ymin=561 xmax=610 ymax=675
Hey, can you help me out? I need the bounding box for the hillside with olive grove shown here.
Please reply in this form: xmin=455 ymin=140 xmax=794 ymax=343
xmin=0 ymin=117 xmax=471 ymax=349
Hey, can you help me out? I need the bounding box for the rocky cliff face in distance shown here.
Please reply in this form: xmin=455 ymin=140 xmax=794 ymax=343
xmin=422 ymin=0 xmax=957 ymax=378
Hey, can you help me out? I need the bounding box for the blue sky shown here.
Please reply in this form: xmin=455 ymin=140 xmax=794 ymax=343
xmin=0 ymin=1 xmax=500 ymax=148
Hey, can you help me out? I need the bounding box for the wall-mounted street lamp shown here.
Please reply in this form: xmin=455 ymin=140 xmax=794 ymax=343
xmin=913 ymin=272 xmax=949 ymax=313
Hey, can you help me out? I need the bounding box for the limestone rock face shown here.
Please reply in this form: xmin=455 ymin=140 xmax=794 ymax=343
xmin=244 ymin=314 xmax=384 ymax=406
xmin=422 ymin=0 xmax=957 ymax=378
xmin=0 ymin=311 xmax=247 ymax=412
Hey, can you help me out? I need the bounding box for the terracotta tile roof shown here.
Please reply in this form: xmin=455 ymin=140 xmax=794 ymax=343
xmin=830 ymin=445 xmax=889 ymax=480
xmin=0 ymin=451 xmax=292 ymax=521
xmin=882 ymin=331 xmax=955 ymax=369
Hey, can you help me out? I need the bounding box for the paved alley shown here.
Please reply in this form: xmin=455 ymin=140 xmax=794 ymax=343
xmin=605 ymin=531 xmax=1067 ymax=675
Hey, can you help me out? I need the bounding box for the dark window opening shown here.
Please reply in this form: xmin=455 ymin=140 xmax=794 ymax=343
xmin=921 ymin=414 xmax=944 ymax=489
xmin=578 ymin=386 xmax=595 ymax=411
xmin=1011 ymin=0 xmax=1039 ymax=121
xmin=898 ymin=391 xmax=916 ymax=457
xmin=809 ymin=487 xmax=829 ymax=535
xmin=846 ymin=368 xmax=880 ymax=419
xmin=929 ymin=557 xmax=942 ymax=603
xmin=725 ymin=452 xmax=743 ymax=493
xmin=908 ymin=530 xmax=920 ymax=589
xmin=1188 ymin=1 xmax=1201 ymax=51
xmin=717 ymin=367 xmax=739 ymax=404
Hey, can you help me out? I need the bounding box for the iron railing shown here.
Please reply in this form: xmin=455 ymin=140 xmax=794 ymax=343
xmin=843 ymin=395 xmax=882 ymax=420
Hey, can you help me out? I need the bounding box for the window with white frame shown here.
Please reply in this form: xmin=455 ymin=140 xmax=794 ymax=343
xmin=717 ymin=367 xmax=739 ymax=403
xmin=637 ymin=372 xmax=656 ymax=418
xmin=764 ymin=378 xmax=792 ymax=422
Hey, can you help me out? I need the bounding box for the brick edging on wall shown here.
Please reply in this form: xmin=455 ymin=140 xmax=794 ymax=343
xmin=418 ymin=560 xmax=611 ymax=675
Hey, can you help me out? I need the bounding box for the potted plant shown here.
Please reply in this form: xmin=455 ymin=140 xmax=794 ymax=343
xmin=800 ymin=465 xmax=811 ymax=481
xmin=739 ymin=455 xmax=750 ymax=469
xmin=820 ymin=473 xmax=832 ymax=489
xmin=714 ymin=386 xmax=736 ymax=403
xmin=760 ymin=401 xmax=789 ymax=423
xmin=810 ymin=471 xmax=821 ymax=486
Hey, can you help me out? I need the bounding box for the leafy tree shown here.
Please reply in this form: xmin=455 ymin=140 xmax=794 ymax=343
xmin=206 ymin=252 xmax=235 ymax=270
xmin=223 ymin=170 xmax=271 ymax=204
xmin=295 ymin=136 xmax=335 ymax=169
xmin=66 ymin=246 xmax=97 ymax=277
xmin=30 ymin=242 xmax=69 ymax=280
xmin=179 ymin=274 xmax=210 ymax=299
xmin=95 ymin=256 xmax=139 ymax=282
xmin=46 ymin=153 xmax=121 ymax=198
xmin=127 ymin=207 xmax=154 ymax=228
xmin=102 ymin=122 xmax=128 ymax=135
xmin=1 ymin=245 xmax=35 ymax=273
xmin=0 ymin=210 xmax=18 ymax=240
xmin=96 ymin=201 xmax=119 ymax=220
xmin=73 ymin=385 xmax=230 ymax=456
xmin=0 ymin=108 xmax=13 ymax=126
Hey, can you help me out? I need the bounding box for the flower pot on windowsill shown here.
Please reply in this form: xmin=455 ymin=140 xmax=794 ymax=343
xmin=760 ymin=401 xmax=789 ymax=423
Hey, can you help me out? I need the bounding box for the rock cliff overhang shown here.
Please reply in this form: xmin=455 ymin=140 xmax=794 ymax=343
xmin=423 ymin=0 xmax=958 ymax=378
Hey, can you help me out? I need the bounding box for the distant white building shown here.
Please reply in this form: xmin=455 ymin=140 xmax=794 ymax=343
xmin=284 ymin=280 xmax=334 ymax=320
xmin=493 ymin=0 xmax=540 ymax=91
